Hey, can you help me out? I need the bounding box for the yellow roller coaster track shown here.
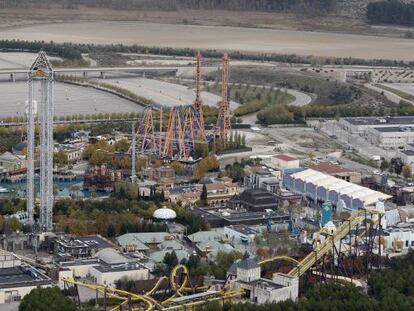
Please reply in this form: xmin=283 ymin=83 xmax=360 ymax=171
xmin=63 ymin=263 xmax=240 ymax=311
xmin=63 ymin=208 xmax=382 ymax=310
xmin=258 ymin=208 xmax=383 ymax=278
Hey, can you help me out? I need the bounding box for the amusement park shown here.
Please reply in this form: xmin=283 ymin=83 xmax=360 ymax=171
xmin=1 ymin=5 xmax=414 ymax=310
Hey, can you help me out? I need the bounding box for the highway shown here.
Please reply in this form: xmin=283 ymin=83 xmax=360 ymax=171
xmin=0 ymin=66 xmax=179 ymax=75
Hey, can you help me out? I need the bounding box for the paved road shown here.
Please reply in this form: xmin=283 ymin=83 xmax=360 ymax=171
xmin=241 ymin=86 xmax=312 ymax=125
xmin=364 ymin=83 xmax=411 ymax=105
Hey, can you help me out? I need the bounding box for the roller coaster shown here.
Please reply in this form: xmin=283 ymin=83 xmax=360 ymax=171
xmin=63 ymin=208 xmax=384 ymax=310
xmin=63 ymin=264 xmax=244 ymax=311
xmin=258 ymin=208 xmax=384 ymax=281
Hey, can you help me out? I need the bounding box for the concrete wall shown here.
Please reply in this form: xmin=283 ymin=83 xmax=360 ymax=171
xmin=89 ymin=267 xmax=149 ymax=287
xmin=237 ymin=267 xmax=260 ymax=283
xmin=0 ymin=284 xmax=51 ymax=304
xmin=384 ymin=229 xmax=414 ymax=250
xmin=58 ymin=269 xmax=74 ymax=289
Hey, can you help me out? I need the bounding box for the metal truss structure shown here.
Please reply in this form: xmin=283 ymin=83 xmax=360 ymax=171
xmin=27 ymin=51 xmax=54 ymax=231
xmin=132 ymin=52 xmax=230 ymax=161
xmin=215 ymin=53 xmax=231 ymax=140
xmin=63 ymin=264 xmax=244 ymax=311
xmin=136 ymin=104 xmax=204 ymax=160
xmin=194 ymin=51 xmax=205 ymax=138
xmin=131 ymin=123 xmax=137 ymax=181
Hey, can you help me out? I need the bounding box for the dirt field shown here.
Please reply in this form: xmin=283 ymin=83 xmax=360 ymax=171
xmin=1 ymin=21 xmax=414 ymax=61
xmin=0 ymin=7 xmax=410 ymax=38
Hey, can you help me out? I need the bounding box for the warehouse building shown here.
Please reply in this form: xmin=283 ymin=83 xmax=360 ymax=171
xmin=340 ymin=116 xmax=414 ymax=135
xmin=283 ymin=169 xmax=391 ymax=210
xmin=365 ymin=126 xmax=414 ymax=149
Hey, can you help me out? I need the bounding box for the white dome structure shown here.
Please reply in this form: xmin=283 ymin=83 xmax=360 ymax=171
xmin=153 ymin=207 xmax=177 ymax=220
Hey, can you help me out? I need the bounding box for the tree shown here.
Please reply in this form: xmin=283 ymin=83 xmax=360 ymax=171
xmin=402 ymin=165 xmax=412 ymax=179
xmin=8 ymin=217 xmax=22 ymax=232
xmin=106 ymin=223 xmax=116 ymax=238
xmin=171 ymin=161 xmax=184 ymax=175
xmin=380 ymin=159 xmax=389 ymax=172
xmin=54 ymin=151 xmax=68 ymax=167
xmin=389 ymin=158 xmax=404 ymax=175
xmin=163 ymin=251 xmax=178 ymax=273
xmin=19 ymin=287 xmax=76 ymax=311
xmin=200 ymin=184 xmax=208 ymax=206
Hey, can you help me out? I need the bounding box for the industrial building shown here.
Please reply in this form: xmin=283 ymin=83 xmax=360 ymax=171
xmin=340 ymin=116 xmax=414 ymax=134
xmin=283 ymin=169 xmax=391 ymax=210
xmin=365 ymin=126 xmax=414 ymax=149
xmin=0 ymin=250 xmax=52 ymax=304
xmin=227 ymin=258 xmax=298 ymax=304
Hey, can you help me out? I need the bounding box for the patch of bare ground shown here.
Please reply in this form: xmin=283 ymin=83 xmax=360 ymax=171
xmin=0 ymin=7 xmax=411 ymax=38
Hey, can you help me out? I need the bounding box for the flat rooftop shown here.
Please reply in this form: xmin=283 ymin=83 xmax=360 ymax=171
xmin=58 ymin=235 xmax=113 ymax=249
xmin=0 ymin=266 xmax=50 ymax=289
xmin=401 ymin=150 xmax=414 ymax=156
xmin=342 ymin=116 xmax=414 ymax=126
xmin=374 ymin=126 xmax=414 ymax=133
xmin=239 ymin=278 xmax=283 ymax=290
xmin=226 ymin=225 xmax=257 ymax=235
xmin=92 ymin=262 xmax=146 ymax=273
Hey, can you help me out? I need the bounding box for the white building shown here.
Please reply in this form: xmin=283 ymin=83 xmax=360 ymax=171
xmin=365 ymin=126 xmax=414 ymax=149
xmin=383 ymin=224 xmax=414 ymax=251
xmin=227 ymin=258 xmax=298 ymax=304
xmin=58 ymin=248 xmax=150 ymax=288
xmin=0 ymin=250 xmax=52 ymax=304
xmin=270 ymin=154 xmax=300 ymax=170
xmin=224 ymin=225 xmax=258 ymax=244
xmin=283 ymin=169 xmax=391 ymax=210
xmin=340 ymin=116 xmax=414 ymax=135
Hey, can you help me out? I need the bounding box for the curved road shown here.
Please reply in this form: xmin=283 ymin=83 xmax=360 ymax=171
xmin=241 ymin=87 xmax=312 ymax=125
xmin=99 ymin=77 xmax=311 ymax=125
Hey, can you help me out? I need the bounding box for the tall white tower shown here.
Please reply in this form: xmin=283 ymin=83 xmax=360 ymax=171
xmin=27 ymin=51 xmax=54 ymax=231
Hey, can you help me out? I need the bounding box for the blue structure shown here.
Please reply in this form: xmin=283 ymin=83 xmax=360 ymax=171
xmin=321 ymin=201 xmax=332 ymax=227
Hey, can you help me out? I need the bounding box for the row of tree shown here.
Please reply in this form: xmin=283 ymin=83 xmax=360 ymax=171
xmin=367 ymin=1 xmax=414 ymax=26
xmin=1 ymin=39 xmax=413 ymax=68
xmin=0 ymin=0 xmax=336 ymax=13
xmin=256 ymin=100 xmax=414 ymax=125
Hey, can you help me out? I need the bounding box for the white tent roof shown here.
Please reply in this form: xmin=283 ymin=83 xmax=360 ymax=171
xmin=291 ymin=169 xmax=391 ymax=206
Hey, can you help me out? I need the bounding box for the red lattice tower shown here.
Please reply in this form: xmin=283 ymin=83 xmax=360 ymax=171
xmin=194 ymin=51 xmax=205 ymax=138
xmin=216 ymin=53 xmax=231 ymax=140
